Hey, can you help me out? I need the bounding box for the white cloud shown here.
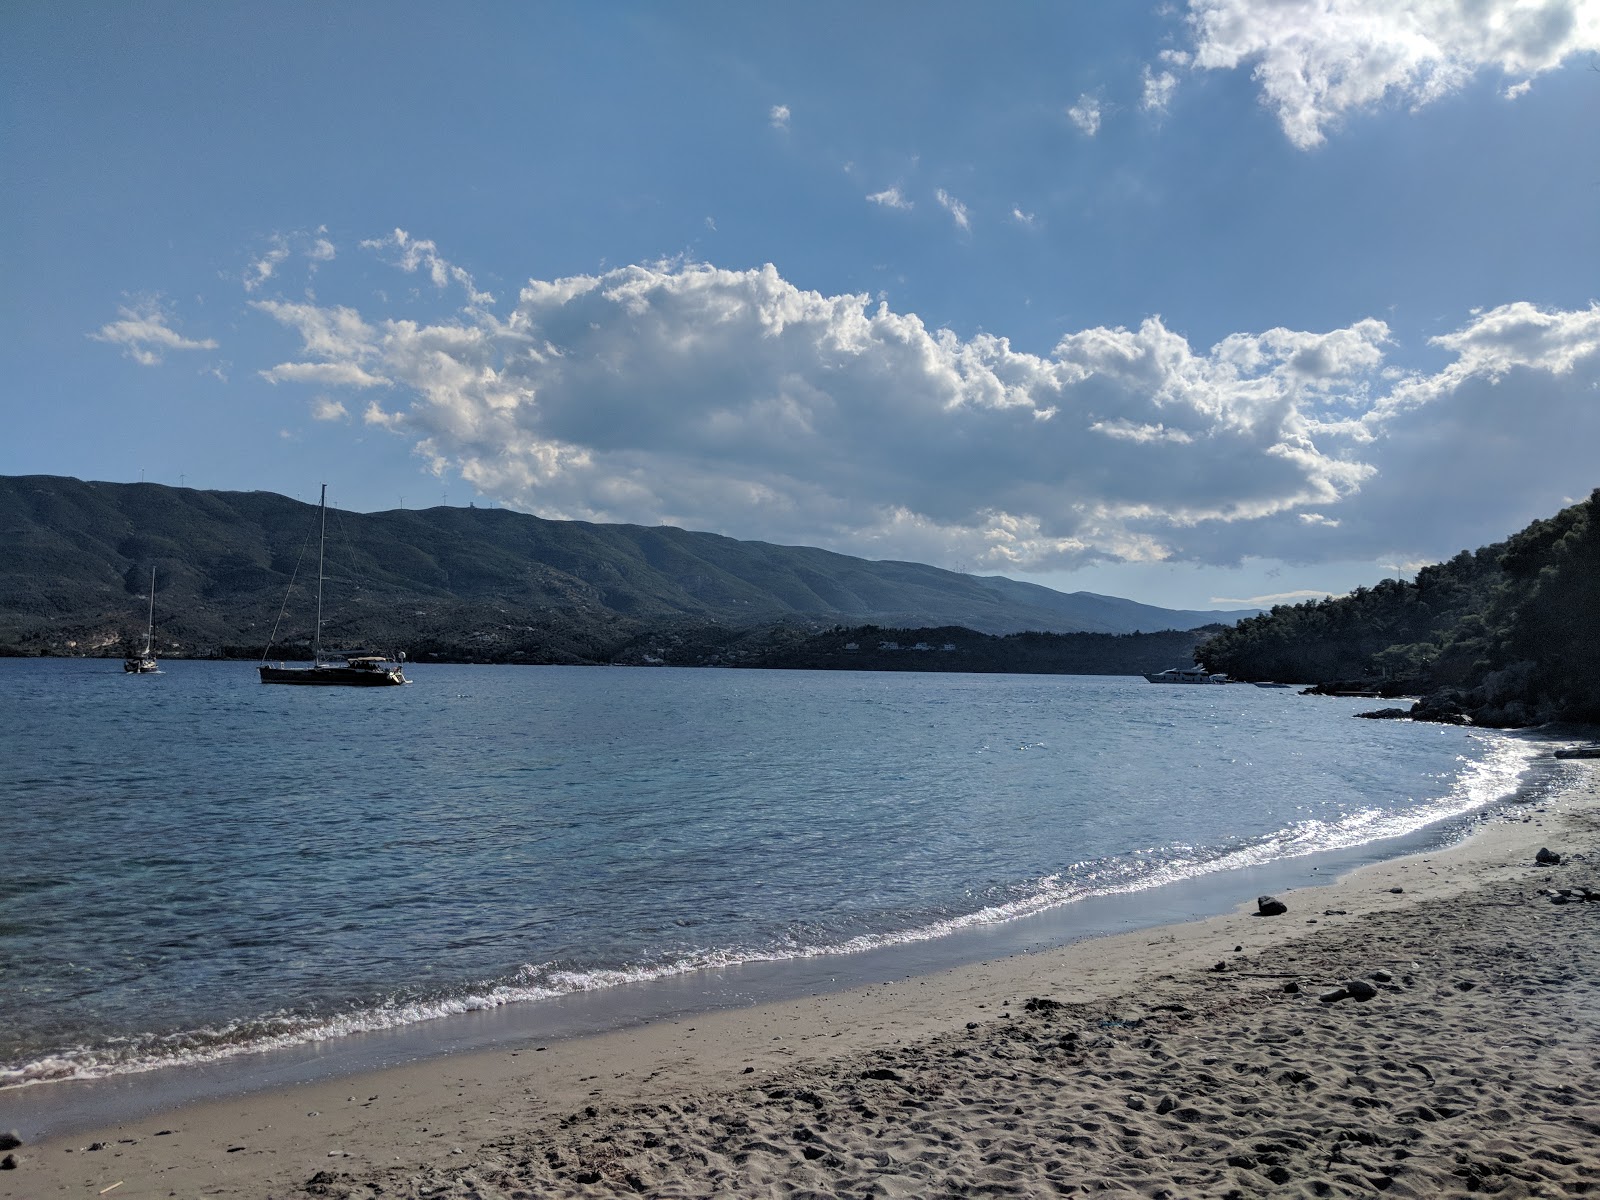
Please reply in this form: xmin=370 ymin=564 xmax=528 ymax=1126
xmin=89 ymin=297 xmax=218 ymax=365
xmin=311 ymin=397 xmax=350 ymax=421
xmin=1211 ymin=588 xmax=1342 ymax=605
xmin=360 ymin=228 xmax=495 ymax=306
xmin=867 ymin=187 xmax=913 ymax=211
xmin=769 ymin=104 xmax=790 ymax=130
xmin=1010 ymin=207 xmax=1037 ymax=228
xmin=935 ymin=188 xmax=970 ymax=230
xmin=1067 ymin=93 xmax=1102 ymax=136
xmin=229 ymin=242 xmax=1600 ymax=575
xmin=262 ymin=361 xmax=390 ymax=388
xmin=1181 ymin=0 xmax=1600 ymax=148
xmin=245 ymin=227 xmax=338 ymax=292
xmin=1141 ymin=65 xmax=1179 ymax=114
xmin=245 ymin=240 xmax=291 ymax=293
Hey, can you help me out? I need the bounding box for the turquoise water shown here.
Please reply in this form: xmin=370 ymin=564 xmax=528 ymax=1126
xmin=0 ymin=659 xmax=1539 ymax=1089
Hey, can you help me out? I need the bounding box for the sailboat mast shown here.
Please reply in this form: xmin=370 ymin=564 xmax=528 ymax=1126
xmin=145 ymin=566 xmax=156 ymax=654
xmin=314 ymin=483 xmax=327 ymax=662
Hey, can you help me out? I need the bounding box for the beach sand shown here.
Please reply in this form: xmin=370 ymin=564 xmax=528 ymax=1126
xmin=5 ymin=764 xmax=1597 ymax=1199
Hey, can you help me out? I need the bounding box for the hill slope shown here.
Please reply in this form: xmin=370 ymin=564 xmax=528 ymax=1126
xmin=1198 ymin=488 xmax=1600 ymax=726
xmin=0 ymin=475 xmax=1255 ymax=661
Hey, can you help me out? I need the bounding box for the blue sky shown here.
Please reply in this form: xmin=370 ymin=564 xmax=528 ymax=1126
xmin=4 ymin=1 xmax=1598 ymax=611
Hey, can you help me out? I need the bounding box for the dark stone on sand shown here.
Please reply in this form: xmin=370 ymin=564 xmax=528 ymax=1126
xmin=1319 ymin=987 xmax=1350 ymax=1004
xmin=860 ymin=1067 xmax=903 ymax=1082
xmin=86 ymin=1142 xmax=106 ymax=1152
xmin=1156 ymin=1095 xmax=1178 ymax=1115
xmin=1536 ymin=847 xmax=1561 ymax=865
xmin=1257 ymin=895 xmax=1289 ymax=916
xmin=1344 ymin=979 xmax=1377 ymax=1001
xmin=0 ymin=1154 xmax=16 ymax=1170
xmin=0 ymin=1132 xmax=18 ymax=1152
xmin=1551 ymin=894 xmax=1570 ymax=905
xmin=1210 ymin=961 xmax=1229 ymax=972
xmin=1282 ymin=981 xmax=1300 ymax=993
xmin=966 ymin=1021 xmax=979 ymax=1030
xmin=1024 ymin=996 xmax=1064 ymax=1015
xmin=1126 ymin=1094 xmax=1146 ymax=1111
xmin=1227 ymin=1153 xmax=1258 ymax=1169
xmin=1389 ymin=887 xmax=1404 ymax=893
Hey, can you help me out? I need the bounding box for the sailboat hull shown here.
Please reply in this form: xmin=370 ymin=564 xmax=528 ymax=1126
xmin=258 ymin=663 xmax=406 ymax=686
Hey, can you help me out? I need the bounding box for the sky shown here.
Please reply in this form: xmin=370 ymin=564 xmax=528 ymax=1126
xmin=4 ymin=1 xmax=1598 ymax=612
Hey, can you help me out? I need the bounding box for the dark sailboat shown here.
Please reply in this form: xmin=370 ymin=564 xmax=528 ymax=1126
xmin=258 ymin=485 xmax=407 ymax=686
xmin=123 ymin=566 xmax=159 ymax=673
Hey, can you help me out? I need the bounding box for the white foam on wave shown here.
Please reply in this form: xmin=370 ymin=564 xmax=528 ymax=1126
xmin=2 ymin=734 xmax=1540 ymax=1090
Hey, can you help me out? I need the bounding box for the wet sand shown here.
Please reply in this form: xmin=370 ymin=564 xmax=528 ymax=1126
xmin=4 ymin=763 xmax=1597 ymax=1199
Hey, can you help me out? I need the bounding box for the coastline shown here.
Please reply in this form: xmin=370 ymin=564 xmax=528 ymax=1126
xmin=5 ymin=760 xmax=1596 ymax=1198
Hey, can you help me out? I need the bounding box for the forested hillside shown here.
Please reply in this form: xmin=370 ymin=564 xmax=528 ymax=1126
xmin=1199 ymin=489 xmax=1600 ymax=726
xmin=0 ymin=475 xmax=1252 ymax=662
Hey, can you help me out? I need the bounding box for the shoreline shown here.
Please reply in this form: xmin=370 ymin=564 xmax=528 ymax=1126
xmin=5 ymin=760 xmax=1596 ymax=1198
xmin=1 ymin=735 xmax=1556 ymax=1144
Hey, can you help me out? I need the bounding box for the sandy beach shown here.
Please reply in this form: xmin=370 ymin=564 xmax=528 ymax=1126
xmin=4 ymin=762 xmax=1597 ymax=1199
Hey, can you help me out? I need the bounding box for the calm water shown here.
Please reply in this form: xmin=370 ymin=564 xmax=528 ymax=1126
xmin=0 ymin=659 xmax=1542 ymax=1090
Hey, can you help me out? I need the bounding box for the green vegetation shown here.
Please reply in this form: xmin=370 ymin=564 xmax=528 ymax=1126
xmin=0 ymin=475 xmax=1247 ymax=665
xmin=1198 ymin=489 xmax=1600 ymax=726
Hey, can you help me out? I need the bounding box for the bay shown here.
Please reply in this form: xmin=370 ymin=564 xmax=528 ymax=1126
xmin=0 ymin=659 xmax=1542 ymax=1095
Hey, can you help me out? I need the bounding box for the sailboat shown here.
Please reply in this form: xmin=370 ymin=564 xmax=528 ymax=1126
xmin=258 ymin=485 xmax=408 ymax=686
xmin=123 ymin=567 xmax=159 ymax=674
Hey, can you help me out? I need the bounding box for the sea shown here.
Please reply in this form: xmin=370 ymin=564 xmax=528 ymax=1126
xmin=0 ymin=658 xmax=1576 ymax=1138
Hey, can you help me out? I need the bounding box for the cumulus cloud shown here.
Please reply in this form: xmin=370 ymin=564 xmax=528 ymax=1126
xmin=935 ymin=188 xmax=971 ymax=230
xmin=1181 ymin=0 xmax=1600 ymax=148
xmin=867 ymin=186 xmax=913 ymax=211
xmin=769 ymin=104 xmax=790 ymax=130
xmin=311 ymin=397 xmax=350 ymax=421
xmin=1067 ymin=93 xmax=1102 ymax=135
xmin=89 ymin=297 xmax=218 ymax=365
xmin=236 ymin=250 xmax=1592 ymax=572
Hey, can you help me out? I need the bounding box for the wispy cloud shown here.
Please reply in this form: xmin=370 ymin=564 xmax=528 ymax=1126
xmin=1067 ymin=93 xmax=1102 ymax=136
xmin=1210 ymin=588 xmax=1343 ymax=606
xmin=935 ymin=188 xmax=970 ymax=230
xmin=360 ymin=228 xmax=494 ymax=306
xmin=769 ymin=104 xmax=790 ymax=130
xmin=244 ymin=227 xmax=337 ymax=293
xmin=89 ymin=297 xmax=218 ymax=366
xmin=1178 ymin=0 xmax=1600 ymax=148
xmin=867 ymin=186 xmax=913 ymax=211
xmin=1141 ymin=63 xmax=1179 ymax=115
xmin=1010 ymin=207 xmax=1037 ymax=229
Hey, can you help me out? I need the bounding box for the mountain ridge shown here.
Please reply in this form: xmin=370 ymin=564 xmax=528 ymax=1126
xmin=0 ymin=475 xmax=1256 ymax=661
